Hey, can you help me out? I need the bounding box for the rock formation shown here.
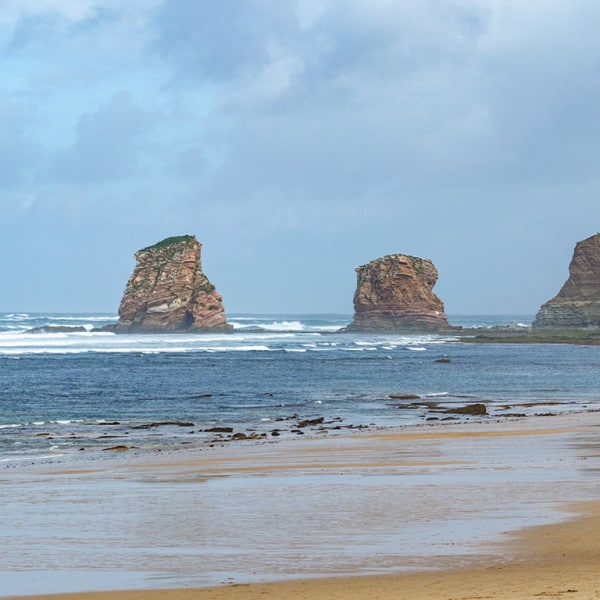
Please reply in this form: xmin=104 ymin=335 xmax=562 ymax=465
xmin=533 ymin=233 xmax=600 ymax=329
xmin=343 ymin=254 xmax=451 ymax=333
xmin=114 ymin=235 xmax=232 ymax=332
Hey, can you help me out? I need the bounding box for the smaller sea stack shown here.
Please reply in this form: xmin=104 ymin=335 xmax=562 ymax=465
xmin=533 ymin=233 xmax=600 ymax=329
xmin=343 ymin=254 xmax=450 ymax=333
xmin=115 ymin=235 xmax=232 ymax=332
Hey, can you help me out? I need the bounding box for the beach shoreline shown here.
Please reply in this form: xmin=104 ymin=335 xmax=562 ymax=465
xmin=8 ymin=498 xmax=600 ymax=599
xmin=3 ymin=412 xmax=600 ymax=599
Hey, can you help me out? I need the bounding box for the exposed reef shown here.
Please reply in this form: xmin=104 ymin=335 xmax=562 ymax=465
xmin=26 ymin=325 xmax=87 ymax=334
xmin=113 ymin=235 xmax=232 ymax=333
xmin=533 ymin=233 xmax=600 ymax=329
xmin=457 ymin=327 xmax=600 ymax=345
xmin=342 ymin=254 xmax=451 ymax=333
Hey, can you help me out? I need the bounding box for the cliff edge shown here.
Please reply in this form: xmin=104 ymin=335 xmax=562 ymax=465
xmin=342 ymin=254 xmax=451 ymax=333
xmin=115 ymin=235 xmax=232 ymax=332
xmin=533 ymin=233 xmax=600 ymax=329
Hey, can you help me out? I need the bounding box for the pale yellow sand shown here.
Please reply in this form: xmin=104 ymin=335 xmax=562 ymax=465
xmin=6 ymin=414 xmax=600 ymax=600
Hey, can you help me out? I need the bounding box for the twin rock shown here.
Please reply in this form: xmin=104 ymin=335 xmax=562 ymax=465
xmin=110 ymin=233 xmax=600 ymax=333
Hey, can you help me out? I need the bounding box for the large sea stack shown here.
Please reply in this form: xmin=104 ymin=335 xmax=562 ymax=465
xmin=343 ymin=254 xmax=450 ymax=333
xmin=533 ymin=233 xmax=600 ymax=329
xmin=115 ymin=235 xmax=232 ymax=332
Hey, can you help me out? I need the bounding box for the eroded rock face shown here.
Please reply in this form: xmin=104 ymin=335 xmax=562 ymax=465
xmin=533 ymin=233 xmax=600 ymax=329
xmin=343 ymin=254 xmax=450 ymax=332
xmin=115 ymin=235 xmax=232 ymax=332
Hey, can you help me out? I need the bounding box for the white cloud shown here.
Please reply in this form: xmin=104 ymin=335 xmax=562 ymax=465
xmin=20 ymin=194 xmax=35 ymax=210
xmin=2 ymin=0 xmax=600 ymax=311
xmin=0 ymin=0 xmax=96 ymax=25
xmin=229 ymin=43 xmax=305 ymax=105
xmin=295 ymin=0 xmax=331 ymax=30
xmin=47 ymin=92 xmax=155 ymax=183
xmin=0 ymin=0 xmax=160 ymax=27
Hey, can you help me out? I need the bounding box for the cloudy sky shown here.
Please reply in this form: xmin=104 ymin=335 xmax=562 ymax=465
xmin=1 ymin=0 xmax=599 ymax=315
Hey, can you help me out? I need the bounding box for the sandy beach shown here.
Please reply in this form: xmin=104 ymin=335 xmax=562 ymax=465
xmin=11 ymin=501 xmax=600 ymax=599
xmin=4 ymin=412 xmax=600 ymax=600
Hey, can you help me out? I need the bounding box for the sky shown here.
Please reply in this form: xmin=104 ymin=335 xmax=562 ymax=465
xmin=1 ymin=0 xmax=600 ymax=315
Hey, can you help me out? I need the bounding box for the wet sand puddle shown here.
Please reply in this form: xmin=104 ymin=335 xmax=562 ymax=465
xmin=1 ymin=415 xmax=599 ymax=597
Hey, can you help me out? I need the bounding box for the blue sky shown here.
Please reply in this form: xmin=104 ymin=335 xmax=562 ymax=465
xmin=1 ymin=0 xmax=600 ymax=315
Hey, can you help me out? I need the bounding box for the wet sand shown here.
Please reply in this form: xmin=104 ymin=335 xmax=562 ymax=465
xmin=4 ymin=412 xmax=600 ymax=599
xmin=12 ymin=501 xmax=600 ymax=599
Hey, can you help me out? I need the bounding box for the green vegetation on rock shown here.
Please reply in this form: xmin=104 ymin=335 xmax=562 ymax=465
xmin=194 ymin=279 xmax=216 ymax=294
xmin=139 ymin=235 xmax=195 ymax=253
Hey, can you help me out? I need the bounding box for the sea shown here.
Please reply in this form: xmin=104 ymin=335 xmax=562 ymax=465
xmin=2 ymin=312 xmax=600 ymax=465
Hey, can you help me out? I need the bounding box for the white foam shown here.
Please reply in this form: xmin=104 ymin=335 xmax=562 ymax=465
xmin=230 ymin=317 xmax=256 ymax=321
xmin=407 ymin=347 xmax=427 ymax=352
xmin=0 ymin=453 xmax=64 ymax=463
xmin=261 ymin=321 xmax=305 ymax=331
xmin=199 ymin=345 xmax=272 ymax=352
xmin=0 ymin=317 xmax=458 ymax=356
xmin=230 ymin=322 xmax=259 ymax=329
xmin=230 ymin=320 xmax=303 ymax=331
xmin=30 ymin=315 xmax=116 ymax=322
xmin=231 ymin=319 xmax=345 ymax=333
xmin=228 ymin=345 xmax=271 ymax=352
xmin=308 ymin=325 xmax=345 ymax=332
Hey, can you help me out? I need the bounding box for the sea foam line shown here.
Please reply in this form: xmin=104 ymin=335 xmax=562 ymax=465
xmin=0 ymin=453 xmax=65 ymax=463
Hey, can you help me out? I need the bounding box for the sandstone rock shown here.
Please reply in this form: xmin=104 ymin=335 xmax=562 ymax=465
xmin=342 ymin=254 xmax=451 ymax=332
xmin=115 ymin=235 xmax=232 ymax=332
xmin=131 ymin=421 xmax=194 ymax=429
xmin=443 ymin=403 xmax=487 ymax=415
xmin=533 ymin=233 xmax=600 ymax=329
xmin=296 ymin=417 xmax=325 ymax=428
xmin=204 ymin=427 xmax=234 ymax=433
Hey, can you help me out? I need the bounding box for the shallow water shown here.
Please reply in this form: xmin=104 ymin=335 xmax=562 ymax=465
xmin=2 ymin=313 xmax=600 ymax=595
xmin=2 ymin=313 xmax=600 ymax=463
xmin=1 ymin=415 xmax=599 ymax=596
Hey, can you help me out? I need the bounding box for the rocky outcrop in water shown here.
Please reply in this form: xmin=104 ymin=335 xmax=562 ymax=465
xmin=114 ymin=235 xmax=232 ymax=332
xmin=26 ymin=326 xmax=87 ymax=334
xmin=342 ymin=254 xmax=451 ymax=333
xmin=533 ymin=233 xmax=600 ymax=329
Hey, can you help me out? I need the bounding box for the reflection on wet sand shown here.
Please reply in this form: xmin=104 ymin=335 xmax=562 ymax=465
xmin=2 ymin=412 xmax=600 ymax=598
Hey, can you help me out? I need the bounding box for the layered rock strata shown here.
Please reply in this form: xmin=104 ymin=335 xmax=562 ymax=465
xmin=343 ymin=254 xmax=451 ymax=332
xmin=115 ymin=235 xmax=232 ymax=332
xmin=533 ymin=233 xmax=600 ymax=329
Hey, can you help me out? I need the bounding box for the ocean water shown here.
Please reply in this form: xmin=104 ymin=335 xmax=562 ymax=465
xmin=2 ymin=312 xmax=600 ymax=464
